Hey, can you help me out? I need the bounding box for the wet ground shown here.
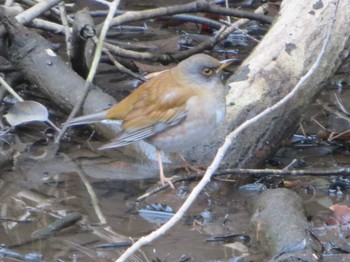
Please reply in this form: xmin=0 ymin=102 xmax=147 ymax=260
xmin=3 ymin=131 xmax=350 ymax=261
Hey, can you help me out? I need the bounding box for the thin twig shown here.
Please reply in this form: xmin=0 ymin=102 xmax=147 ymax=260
xmin=334 ymin=93 xmax=350 ymax=115
xmin=58 ymin=2 xmax=72 ymax=63
xmin=18 ymin=0 xmax=74 ymax=24
xmin=225 ymin=0 xmax=231 ymax=24
xmin=317 ymin=99 xmax=350 ymax=124
xmin=136 ymin=166 xmax=350 ymax=202
xmin=216 ymin=167 xmax=350 ymax=177
xmin=92 ymin=36 xmax=147 ymax=82
xmin=94 ymin=0 xmax=111 ymax=7
xmin=67 ymin=156 xmax=107 ymax=224
xmin=311 ymin=117 xmax=327 ymax=130
xmin=104 ymin=3 xmax=267 ymax=63
xmin=60 ymin=154 xmax=125 ymax=230
xmin=328 ymin=129 xmax=350 ymax=141
xmin=168 ymin=4 xmax=267 ymax=62
xmin=90 ymin=3 xmax=272 ymax=25
xmin=106 ymin=1 xmax=272 ymax=31
xmin=162 ymin=14 xmax=225 ymax=29
xmin=0 ymin=0 xmax=62 ymax=37
xmin=55 ymin=0 xmax=121 ymax=144
xmin=0 ymin=75 xmax=23 ymax=102
xmin=28 ymin=18 xmax=64 ymax=33
xmin=24 ymin=2 xmax=269 ymax=36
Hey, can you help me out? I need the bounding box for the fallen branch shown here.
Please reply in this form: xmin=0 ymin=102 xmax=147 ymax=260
xmin=251 ymin=188 xmax=318 ymax=261
xmin=105 ymin=0 xmax=272 ymax=32
xmin=103 ymin=4 xmax=267 ymax=63
xmin=0 ymin=0 xmax=62 ymax=36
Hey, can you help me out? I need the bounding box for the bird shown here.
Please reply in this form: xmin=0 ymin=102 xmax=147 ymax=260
xmin=67 ymin=53 xmax=232 ymax=187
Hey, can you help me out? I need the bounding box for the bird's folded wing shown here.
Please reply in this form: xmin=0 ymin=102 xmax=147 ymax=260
xmin=99 ymin=87 xmax=197 ymax=149
xmin=98 ymin=111 xmax=187 ymax=150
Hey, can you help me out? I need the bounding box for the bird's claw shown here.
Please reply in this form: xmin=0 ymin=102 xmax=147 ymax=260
xmin=160 ymin=176 xmax=175 ymax=189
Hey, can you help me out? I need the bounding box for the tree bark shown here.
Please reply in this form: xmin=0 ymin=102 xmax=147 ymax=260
xmin=214 ymin=0 xmax=350 ymax=168
xmin=251 ymin=188 xmax=320 ymax=261
xmin=71 ymin=7 xmax=95 ymax=78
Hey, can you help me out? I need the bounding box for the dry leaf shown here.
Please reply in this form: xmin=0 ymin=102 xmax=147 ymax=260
xmin=4 ymin=101 xmax=49 ymax=127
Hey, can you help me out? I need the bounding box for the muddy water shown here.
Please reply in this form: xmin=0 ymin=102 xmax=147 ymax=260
xmin=3 ymin=139 xmax=350 ymax=261
xmin=0 ymin=151 xmax=257 ymax=261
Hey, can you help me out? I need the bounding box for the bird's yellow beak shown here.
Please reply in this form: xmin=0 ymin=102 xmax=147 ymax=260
xmin=216 ymin=58 xmax=236 ymax=72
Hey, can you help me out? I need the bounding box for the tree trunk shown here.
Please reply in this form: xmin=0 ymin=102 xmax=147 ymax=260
xmin=216 ymin=0 xmax=350 ymax=168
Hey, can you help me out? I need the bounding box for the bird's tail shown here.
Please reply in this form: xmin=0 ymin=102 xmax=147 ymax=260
xmin=66 ymin=111 xmax=107 ymax=126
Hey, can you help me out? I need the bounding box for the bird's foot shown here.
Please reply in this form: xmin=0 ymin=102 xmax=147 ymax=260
xmin=176 ymin=153 xmax=205 ymax=174
xmin=160 ymin=175 xmax=175 ymax=189
xmin=180 ymin=163 xmax=205 ymax=174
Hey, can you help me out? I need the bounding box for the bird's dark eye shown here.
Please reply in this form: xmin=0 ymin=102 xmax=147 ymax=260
xmin=202 ymin=68 xmax=213 ymax=76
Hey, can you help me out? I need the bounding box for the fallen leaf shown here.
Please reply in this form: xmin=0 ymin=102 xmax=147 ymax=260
xmin=4 ymin=101 xmax=49 ymax=127
xmin=327 ymin=204 xmax=350 ymax=225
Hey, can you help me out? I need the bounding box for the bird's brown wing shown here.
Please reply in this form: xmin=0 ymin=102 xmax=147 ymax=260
xmin=105 ymin=69 xmax=170 ymax=120
xmin=99 ymin=80 xmax=199 ymax=149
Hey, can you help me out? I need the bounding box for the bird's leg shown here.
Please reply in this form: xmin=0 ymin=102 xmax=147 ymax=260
xmin=157 ymin=150 xmax=175 ymax=189
xmin=177 ymin=153 xmax=205 ymax=173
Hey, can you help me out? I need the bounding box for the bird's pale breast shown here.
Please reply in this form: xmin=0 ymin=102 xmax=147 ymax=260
xmin=147 ymin=90 xmax=225 ymax=152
